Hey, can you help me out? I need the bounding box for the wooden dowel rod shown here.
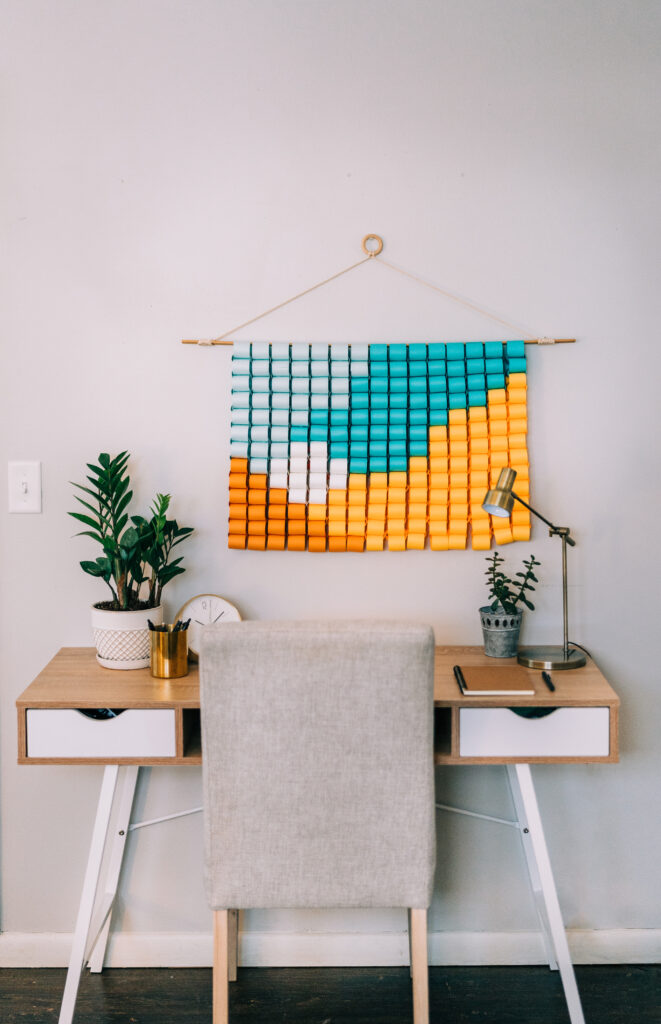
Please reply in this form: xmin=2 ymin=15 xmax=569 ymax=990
xmin=181 ymin=338 xmax=576 ymax=347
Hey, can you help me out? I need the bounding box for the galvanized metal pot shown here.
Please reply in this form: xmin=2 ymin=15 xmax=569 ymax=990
xmin=479 ymin=605 xmax=523 ymax=658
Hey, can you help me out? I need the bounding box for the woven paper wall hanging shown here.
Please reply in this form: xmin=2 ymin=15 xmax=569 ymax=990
xmin=227 ymin=340 xmax=530 ymax=552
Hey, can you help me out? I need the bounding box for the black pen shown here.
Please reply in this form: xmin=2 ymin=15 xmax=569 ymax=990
xmin=453 ymin=665 xmax=467 ymax=695
xmin=542 ymin=671 xmax=555 ymax=692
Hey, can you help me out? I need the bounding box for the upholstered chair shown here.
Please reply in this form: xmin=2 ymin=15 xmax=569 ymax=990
xmin=200 ymin=621 xmax=436 ymax=1023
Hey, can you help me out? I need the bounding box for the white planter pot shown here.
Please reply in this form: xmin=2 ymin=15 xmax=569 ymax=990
xmin=91 ymin=605 xmax=163 ymax=670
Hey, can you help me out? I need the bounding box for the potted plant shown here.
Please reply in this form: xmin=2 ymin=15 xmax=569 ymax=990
xmin=70 ymin=451 xmax=193 ymax=669
xmin=480 ymin=551 xmax=541 ymax=658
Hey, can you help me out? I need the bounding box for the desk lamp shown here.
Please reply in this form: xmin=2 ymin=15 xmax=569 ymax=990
xmin=482 ymin=468 xmax=586 ymax=670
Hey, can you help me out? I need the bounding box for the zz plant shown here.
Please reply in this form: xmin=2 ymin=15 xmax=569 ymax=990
xmin=485 ymin=551 xmax=541 ymax=615
xmin=69 ymin=451 xmax=193 ymax=611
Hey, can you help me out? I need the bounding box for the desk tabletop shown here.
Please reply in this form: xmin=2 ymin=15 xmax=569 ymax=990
xmin=433 ymin=645 xmax=619 ymax=708
xmin=16 ymin=647 xmax=619 ymax=766
xmin=17 ymin=647 xmax=201 ymax=709
xmin=17 ymin=645 xmax=619 ymax=710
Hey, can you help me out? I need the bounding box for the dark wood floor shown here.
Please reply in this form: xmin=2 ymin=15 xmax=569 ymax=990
xmin=1 ymin=965 xmax=658 ymax=1023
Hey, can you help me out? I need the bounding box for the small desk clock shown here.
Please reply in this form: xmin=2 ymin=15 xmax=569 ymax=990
xmin=174 ymin=594 xmax=241 ymax=661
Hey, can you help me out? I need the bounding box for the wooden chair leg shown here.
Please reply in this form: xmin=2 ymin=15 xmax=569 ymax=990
xmin=213 ymin=910 xmax=230 ymax=1024
xmin=228 ymin=909 xmax=239 ymax=983
xmin=409 ymin=908 xmax=429 ymax=1024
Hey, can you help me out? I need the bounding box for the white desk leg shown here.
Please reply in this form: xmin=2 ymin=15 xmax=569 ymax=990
xmin=87 ymin=765 xmax=139 ymax=973
xmin=508 ymin=764 xmax=586 ymax=1024
xmin=506 ymin=765 xmax=558 ymax=971
xmin=59 ymin=764 xmax=120 ymax=1024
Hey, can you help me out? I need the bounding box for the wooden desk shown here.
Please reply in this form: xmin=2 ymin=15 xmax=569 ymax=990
xmin=17 ymin=645 xmax=619 ymax=766
xmin=16 ymin=647 xmax=619 ymax=1024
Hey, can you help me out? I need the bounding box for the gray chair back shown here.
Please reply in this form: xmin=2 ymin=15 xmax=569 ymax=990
xmin=200 ymin=620 xmax=436 ymax=910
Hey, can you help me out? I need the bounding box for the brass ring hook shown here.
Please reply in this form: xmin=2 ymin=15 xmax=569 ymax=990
xmin=361 ymin=234 xmax=384 ymax=257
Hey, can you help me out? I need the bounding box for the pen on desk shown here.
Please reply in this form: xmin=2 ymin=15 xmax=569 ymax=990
xmin=542 ymin=671 xmax=555 ymax=692
xmin=453 ymin=665 xmax=467 ymax=695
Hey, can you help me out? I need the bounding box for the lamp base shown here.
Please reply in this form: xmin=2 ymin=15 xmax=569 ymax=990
xmin=516 ymin=645 xmax=587 ymax=671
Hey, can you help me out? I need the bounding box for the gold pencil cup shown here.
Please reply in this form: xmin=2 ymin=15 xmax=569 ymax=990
xmin=150 ymin=628 xmax=189 ymax=678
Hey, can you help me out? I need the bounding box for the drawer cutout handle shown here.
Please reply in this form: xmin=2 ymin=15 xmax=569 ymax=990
xmin=509 ymin=707 xmax=558 ymax=719
xmin=76 ymin=709 xmax=126 ymax=720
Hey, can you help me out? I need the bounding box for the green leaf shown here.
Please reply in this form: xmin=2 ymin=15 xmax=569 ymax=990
xmin=80 ymin=560 xmax=106 ymax=577
xmin=73 ymin=495 xmax=102 ymax=517
xmin=74 ymin=529 xmax=106 ymax=545
xmin=171 ymin=534 xmax=193 ymax=548
xmin=520 ymin=596 xmax=535 ymax=610
xmin=72 ymin=481 xmax=101 ymax=499
xmin=158 ymin=564 xmax=185 ymax=584
xmin=81 ymin=557 xmax=111 ymax=582
xmin=120 ymin=526 xmax=139 ymax=550
xmin=69 ymin=511 xmax=104 ymax=530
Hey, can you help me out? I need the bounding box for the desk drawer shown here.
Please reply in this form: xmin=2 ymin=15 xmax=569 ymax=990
xmin=26 ymin=709 xmax=177 ymax=758
xmin=459 ymin=707 xmax=610 ymax=758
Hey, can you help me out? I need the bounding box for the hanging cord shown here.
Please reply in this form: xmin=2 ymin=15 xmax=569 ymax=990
xmin=182 ymin=235 xmax=575 ymax=345
xmin=375 ymin=257 xmax=537 ymax=339
xmin=192 ymin=255 xmax=372 ymax=345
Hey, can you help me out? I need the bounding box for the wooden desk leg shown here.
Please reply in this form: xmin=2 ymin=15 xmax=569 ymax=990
xmin=228 ymin=909 xmax=239 ymax=982
xmin=59 ymin=765 xmax=120 ymax=1024
xmin=88 ymin=766 xmax=140 ymax=972
xmin=508 ymin=764 xmax=586 ymax=1024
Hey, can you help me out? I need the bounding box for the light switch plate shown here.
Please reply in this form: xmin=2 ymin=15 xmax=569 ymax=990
xmin=8 ymin=461 xmax=42 ymax=513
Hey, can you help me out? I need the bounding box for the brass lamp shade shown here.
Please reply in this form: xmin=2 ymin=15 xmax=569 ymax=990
xmin=482 ymin=467 xmax=517 ymax=517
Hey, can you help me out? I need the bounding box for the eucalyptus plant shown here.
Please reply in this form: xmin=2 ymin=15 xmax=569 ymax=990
xmin=69 ymin=451 xmax=193 ymax=610
xmin=485 ymin=551 xmax=541 ymax=615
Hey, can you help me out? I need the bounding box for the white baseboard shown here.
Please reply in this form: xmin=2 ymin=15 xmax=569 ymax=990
xmin=1 ymin=928 xmax=659 ymax=968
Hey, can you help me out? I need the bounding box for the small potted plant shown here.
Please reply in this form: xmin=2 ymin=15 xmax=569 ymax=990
xmin=480 ymin=551 xmax=541 ymax=657
xmin=70 ymin=451 xmax=194 ymax=669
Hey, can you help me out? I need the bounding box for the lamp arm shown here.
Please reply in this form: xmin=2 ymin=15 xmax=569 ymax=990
xmin=511 ymin=492 xmax=576 ymax=546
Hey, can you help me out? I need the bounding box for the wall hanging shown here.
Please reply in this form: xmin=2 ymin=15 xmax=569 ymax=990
xmin=184 ymin=235 xmax=574 ymax=553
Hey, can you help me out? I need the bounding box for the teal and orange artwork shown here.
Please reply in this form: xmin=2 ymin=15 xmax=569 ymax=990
xmin=228 ymin=341 xmax=530 ymax=551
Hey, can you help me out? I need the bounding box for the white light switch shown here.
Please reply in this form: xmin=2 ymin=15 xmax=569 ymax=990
xmin=8 ymin=461 xmax=42 ymax=513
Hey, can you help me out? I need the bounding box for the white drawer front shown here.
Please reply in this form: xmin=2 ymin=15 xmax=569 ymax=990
xmin=459 ymin=707 xmax=610 ymax=758
xmin=26 ymin=709 xmax=177 ymax=758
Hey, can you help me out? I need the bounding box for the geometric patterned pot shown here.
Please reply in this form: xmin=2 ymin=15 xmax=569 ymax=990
xmin=91 ymin=604 xmax=163 ymax=670
xmin=479 ymin=605 xmax=523 ymax=658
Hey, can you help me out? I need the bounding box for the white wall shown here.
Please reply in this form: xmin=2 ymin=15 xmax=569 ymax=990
xmin=2 ymin=0 xmax=660 ymax=965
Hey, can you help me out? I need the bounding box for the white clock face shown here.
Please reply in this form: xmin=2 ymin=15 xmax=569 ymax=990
xmin=175 ymin=594 xmax=241 ymax=659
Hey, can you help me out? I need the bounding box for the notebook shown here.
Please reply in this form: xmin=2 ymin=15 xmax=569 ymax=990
xmin=453 ymin=664 xmax=536 ymax=696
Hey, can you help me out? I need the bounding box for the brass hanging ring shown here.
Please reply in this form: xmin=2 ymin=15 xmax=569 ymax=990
xmin=361 ymin=234 xmax=384 ymax=257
